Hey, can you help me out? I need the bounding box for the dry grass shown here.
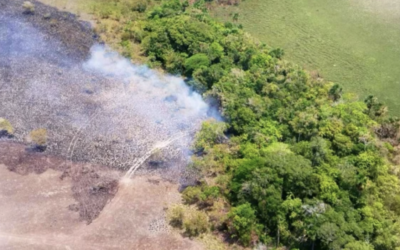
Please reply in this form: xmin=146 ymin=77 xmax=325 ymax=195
xmin=168 ymin=204 xmax=209 ymax=237
xmin=199 ymin=233 xmax=228 ymax=250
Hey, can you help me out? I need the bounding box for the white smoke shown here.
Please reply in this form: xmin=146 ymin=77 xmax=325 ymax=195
xmin=84 ymin=45 xmax=208 ymax=120
xmin=0 ymin=13 xmax=214 ymax=173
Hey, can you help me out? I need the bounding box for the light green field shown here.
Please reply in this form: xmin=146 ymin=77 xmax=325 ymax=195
xmin=212 ymin=0 xmax=400 ymax=115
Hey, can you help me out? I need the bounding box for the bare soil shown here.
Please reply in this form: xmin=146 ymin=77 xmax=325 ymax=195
xmin=0 ymin=142 xmax=119 ymax=223
xmin=0 ymin=142 xmax=202 ymax=250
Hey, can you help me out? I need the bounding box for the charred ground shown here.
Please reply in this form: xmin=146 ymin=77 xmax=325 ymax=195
xmin=0 ymin=1 xmax=205 ymax=249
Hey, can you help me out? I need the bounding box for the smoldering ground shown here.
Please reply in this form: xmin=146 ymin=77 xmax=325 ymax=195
xmin=0 ymin=2 xmax=207 ymax=249
xmin=0 ymin=2 xmax=212 ymax=181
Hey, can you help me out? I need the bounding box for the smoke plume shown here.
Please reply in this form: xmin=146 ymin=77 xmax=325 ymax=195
xmin=84 ymin=45 xmax=209 ymax=129
xmin=0 ymin=12 xmax=212 ymax=178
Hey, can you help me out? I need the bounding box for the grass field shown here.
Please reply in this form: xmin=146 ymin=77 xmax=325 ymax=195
xmin=212 ymin=0 xmax=400 ymax=115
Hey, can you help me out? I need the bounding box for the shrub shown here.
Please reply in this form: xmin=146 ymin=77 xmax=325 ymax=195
xmin=22 ymin=1 xmax=35 ymax=14
xmin=182 ymin=186 xmax=202 ymax=204
xmin=132 ymin=0 xmax=148 ymax=13
xmin=200 ymin=233 xmax=227 ymax=250
xmin=202 ymin=186 xmax=220 ymax=199
xmin=344 ymin=241 xmax=374 ymax=250
xmin=227 ymin=203 xmax=259 ymax=246
xmin=167 ymin=204 xmax=209 ymax=236
xmin=193 ymin=120 xmax=227 ymax=152
xmin=0 ymin=118 xmax=14 ymax=138
xmin=29 ymin=128 xmax=47 ymax=152
xmin=167 ymin=204 xmax=185 ymax=228
xmin=43 ymin=13 xmax=51 ymax=20
xmin=98 ymin=7 xmax=113 ymax=19
xmin=208 ymin=199 xmax=228 ymax=230
xmin=183 ymin=209 xmax=209 ymax=236
xmin=184 ymin=53 xmax=210 ymax=74
xmin=269 ymin=47 xmax=285 ymax=59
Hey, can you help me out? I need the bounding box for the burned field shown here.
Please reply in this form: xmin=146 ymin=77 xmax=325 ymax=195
xmin=0 ymin=0 xmax=207 ymax=172
xmin=0 ymin=0 xmax=205 ymax=249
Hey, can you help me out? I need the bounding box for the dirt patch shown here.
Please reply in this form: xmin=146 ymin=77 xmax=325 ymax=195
xmin=0 ymin=143 xmax=202 ymax=249
xmin=0 ymin=142 xmax=120 ymax=223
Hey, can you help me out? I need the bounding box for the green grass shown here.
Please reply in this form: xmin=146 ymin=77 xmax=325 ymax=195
xmin=212 ymin=0 xmax=400 ymax=115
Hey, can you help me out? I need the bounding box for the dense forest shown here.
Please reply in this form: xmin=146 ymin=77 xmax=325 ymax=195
xmin=90 ymin=0 xmax=400 ymax=249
